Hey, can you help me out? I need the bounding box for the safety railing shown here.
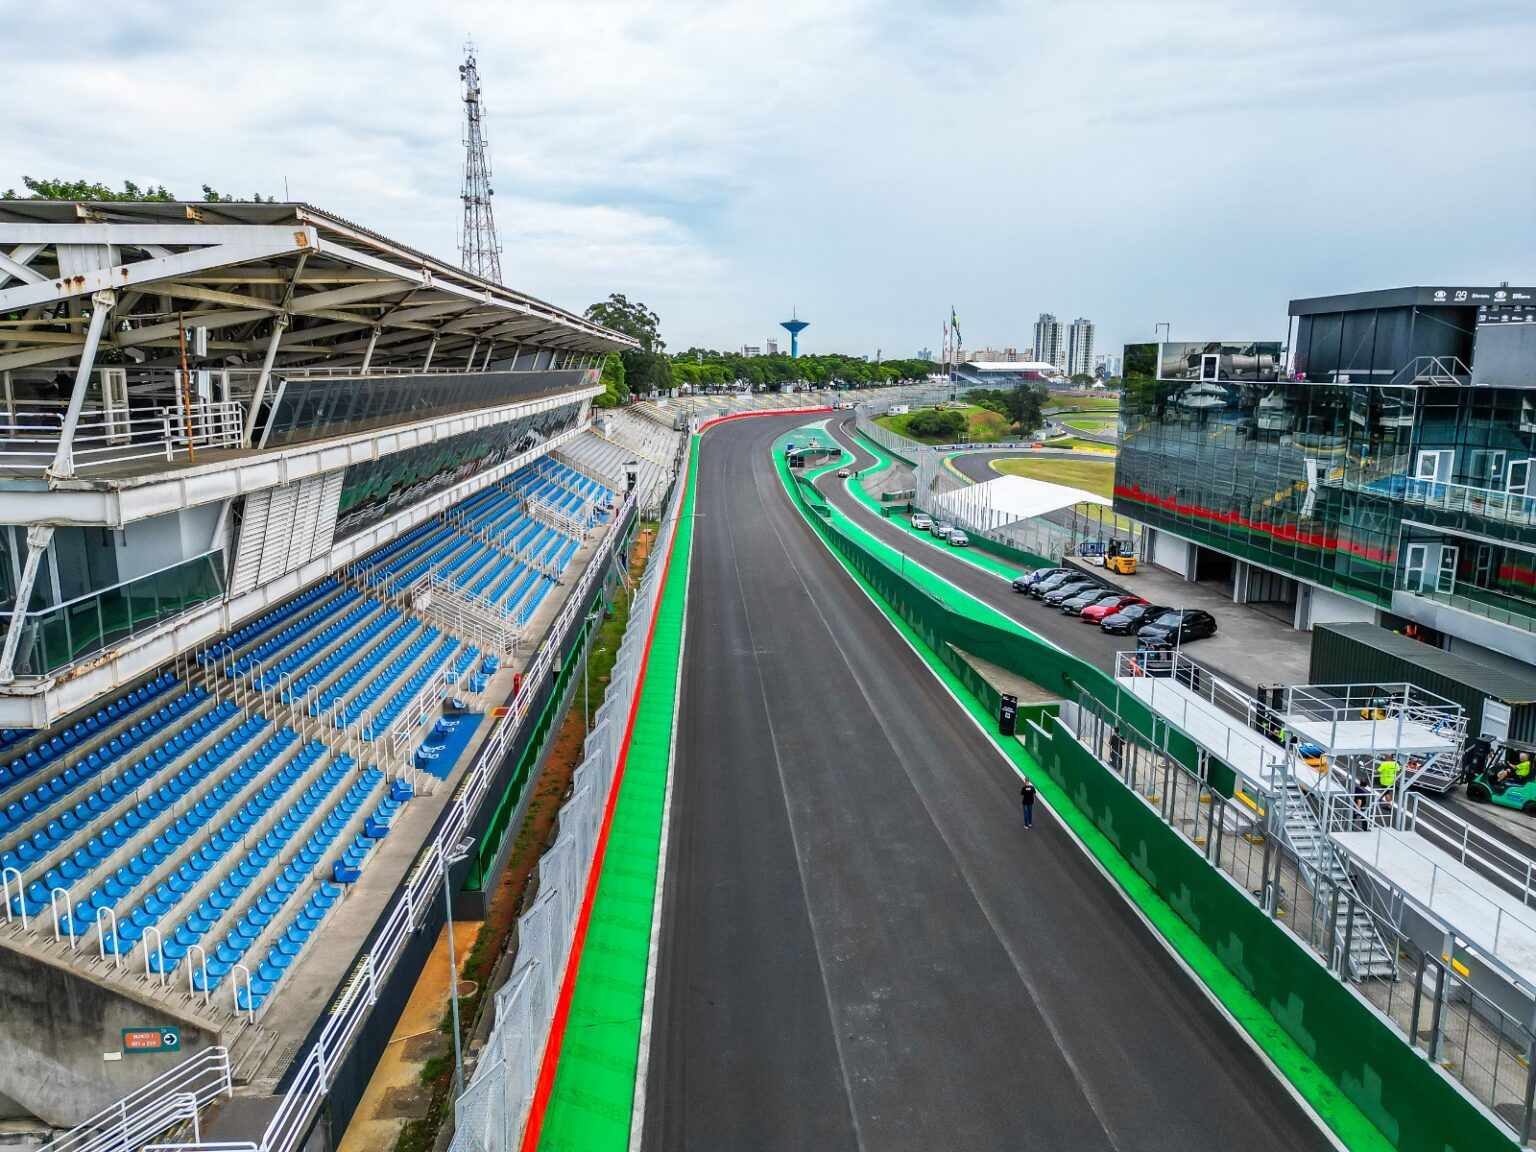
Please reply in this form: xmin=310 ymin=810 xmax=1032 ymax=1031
xmin=1405 ymin=792 xmax=1536 ymax=911
xmin=6 ymin=549 xmax=226 ymax=678
xmin=40 ymin=1046 xmax=232 ymax=1152
xmin=0 ymin=401 xmax=244 ymax=476
xmin=1067 ymin=690 xmax=1536 ymax=1139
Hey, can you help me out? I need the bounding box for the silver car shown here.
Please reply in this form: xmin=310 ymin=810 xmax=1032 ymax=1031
xmin=947 ymin=529 xmax=969 ymax=547
xmin=930 ymin=520 xmax=955 ymax=538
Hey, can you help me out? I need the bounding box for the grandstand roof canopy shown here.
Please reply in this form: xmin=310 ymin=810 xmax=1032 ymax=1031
xmin=0 ymin=201 xmax=635 ymax=373
xmin=963 ymin=360 xmax=1059 ymax=373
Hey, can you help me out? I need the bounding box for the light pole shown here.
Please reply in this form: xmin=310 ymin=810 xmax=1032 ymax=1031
xmin=1154 ymin=322 xmax=1171 ymax=344
xmin=581 ymin=610 xmax=601 ymax=733
xmin=441 ymin=835 xmax=475 ymax=1102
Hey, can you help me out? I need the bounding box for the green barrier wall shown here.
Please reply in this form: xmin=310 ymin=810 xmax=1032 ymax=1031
xmin=1023 ymin=714 xmax=1515 ymax=1152
xmin=784 ymin=464 xmax=1514 ymax=1152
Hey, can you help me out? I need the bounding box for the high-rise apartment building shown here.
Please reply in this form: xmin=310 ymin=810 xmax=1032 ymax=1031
xmin=1032 ymin=313 xmax=1067 ymax=373
xmin=1067 ymin=317 xmax=1096 ymax=377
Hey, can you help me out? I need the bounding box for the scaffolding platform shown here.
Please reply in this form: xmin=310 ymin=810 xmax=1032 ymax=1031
xmin=1334 ymin=827 xmax=1536 ymax=987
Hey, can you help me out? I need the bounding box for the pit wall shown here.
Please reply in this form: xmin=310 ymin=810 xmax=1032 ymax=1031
xmin=782 ymin=468 xmax=1518 ymax=1152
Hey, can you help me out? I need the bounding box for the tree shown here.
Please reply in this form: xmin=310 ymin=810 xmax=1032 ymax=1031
xmin=584 ymin=294 xmax=664 ymax=353
xmin=1069 ymin=372 xmax=1095 ymax=387
xmin=4 ymin=176 xmax=276 ymax=202
xmin=1004 ymin=383 xmax=1048 ymax=434
xmin=4 ymin=176 xmax=174 ymax=201
xmin=906 ymin=409 xmax=967 ymax=440
xmin=593 ymin=352 xmax=627 ymax=408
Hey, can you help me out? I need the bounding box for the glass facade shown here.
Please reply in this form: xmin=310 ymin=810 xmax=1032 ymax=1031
xmin=335 ymin=400 xmax=585 ymax=539
xmin=9 ymin=550 xmax=224 ymax=677
xmin=1116 ymin=341 xmax=1536 ymax=634
xmin=262 ymin=367 xmax=593 ymax=448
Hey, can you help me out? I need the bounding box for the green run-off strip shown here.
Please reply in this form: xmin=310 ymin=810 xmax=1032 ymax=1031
xmin=536 ymin=440 xmax=698 ymax=1152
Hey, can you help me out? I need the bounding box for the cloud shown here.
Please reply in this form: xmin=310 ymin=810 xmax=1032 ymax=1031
xmin=2 ymin=0 xmax=1533 ymax=356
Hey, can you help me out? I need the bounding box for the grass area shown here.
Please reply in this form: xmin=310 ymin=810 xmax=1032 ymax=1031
xmin=1043 ymin=436 xmax=1116 ymax=453
xmin=989 ymin=455 xmax=1117 ymax=498
xmin=876 ymin=403 xmax=1014 ymax=444
xmin=1062 ymin=416 xmax=1118 ymax=433
xmin=1046 ymin=393 xmax=1120 ymax=412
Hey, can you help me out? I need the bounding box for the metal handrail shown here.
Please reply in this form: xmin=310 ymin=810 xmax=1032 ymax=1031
xmin=39 ymin=1047 xmax=232 ymax=1152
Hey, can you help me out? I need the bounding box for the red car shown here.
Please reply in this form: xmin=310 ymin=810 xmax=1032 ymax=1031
xmin=1080 ymin=594 xmax=1146 ymax=623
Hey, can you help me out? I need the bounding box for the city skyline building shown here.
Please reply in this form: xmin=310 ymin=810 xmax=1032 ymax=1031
xmin=1067 ymin=317 xmax=1096 ymax=377
xmin=1032 ymin=313 xmax=1067 ymax=374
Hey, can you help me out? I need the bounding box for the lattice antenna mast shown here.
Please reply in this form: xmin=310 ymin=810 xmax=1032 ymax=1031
xmin=458 ymin=39 xmax=503 ymax=282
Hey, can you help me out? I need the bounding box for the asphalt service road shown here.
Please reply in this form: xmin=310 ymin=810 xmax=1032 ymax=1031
xmin=639 ymin=413 xmax=1335 ymax=1152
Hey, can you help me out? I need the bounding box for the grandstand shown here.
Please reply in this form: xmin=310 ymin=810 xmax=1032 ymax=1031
xmin=558 ymin=408 xmax=686 ymax=514
xmin=0 ymin=200 xmax=635 ymax=1135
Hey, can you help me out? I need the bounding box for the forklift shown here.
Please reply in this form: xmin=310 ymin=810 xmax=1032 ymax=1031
xmin=1102 ymin=539 xmax=1138 ymax=576
xmin=1464 ymin=736 xmax=1536 ymax=813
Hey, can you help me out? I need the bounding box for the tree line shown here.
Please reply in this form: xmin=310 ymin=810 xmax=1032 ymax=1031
xmin=581 ymin=293 xmax=935 ymax=409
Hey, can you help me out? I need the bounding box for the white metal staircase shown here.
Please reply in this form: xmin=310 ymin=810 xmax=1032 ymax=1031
xmin=1276 ymin=782 xmax=1397 ymax=979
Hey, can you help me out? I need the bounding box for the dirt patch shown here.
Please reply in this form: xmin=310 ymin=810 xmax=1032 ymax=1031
xmin=401 ymin=1030 xmax=448 ymax=1062
xmin=378 ymin=1085 xmax=434 ymax=1120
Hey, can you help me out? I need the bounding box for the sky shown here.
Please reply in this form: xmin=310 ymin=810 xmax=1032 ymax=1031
xmin=3 ymin=0 xmax=1533 ymax=360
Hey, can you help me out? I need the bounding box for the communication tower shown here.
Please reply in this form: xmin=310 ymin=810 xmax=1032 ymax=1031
xmin=458 ymin=39 xmax=503 ymax=282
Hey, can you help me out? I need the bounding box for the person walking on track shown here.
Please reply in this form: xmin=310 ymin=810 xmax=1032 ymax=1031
xmin=1020 ymin=778 xmax=1037 ymax=828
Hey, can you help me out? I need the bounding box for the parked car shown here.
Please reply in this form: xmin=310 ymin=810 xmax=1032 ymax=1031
xmin=1137 ymin=608 xmax=1219 ymax=647
xmin=911 ymin=512 xmax=932 ymax=530
xmin=1080 ymin=595 xmax=1146 ymax=624
xmin=930 ymin=520 xmax=955 ymax=538
xmin=1099 ymin=601 xmax=1167 ymax=634
xmin=947 ymin=529 xmax=969 ymax=547
xmin=1029 ymin=570 xmax=1081 ymax=599
xmin=1061 ymin=588 xmax=1125 ymax=616
xmin=1014 ymin=566 xmax=1069 ymax=593
xmin=1042 ymin=579 xmax=1101 ymax=607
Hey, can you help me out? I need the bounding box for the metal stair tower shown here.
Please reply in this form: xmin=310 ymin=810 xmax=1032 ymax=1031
xmin=458 ymin=39 xmax=503 ymax=282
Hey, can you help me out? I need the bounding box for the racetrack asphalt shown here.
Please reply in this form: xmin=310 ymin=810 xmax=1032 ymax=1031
xmin=639 ymin=413 xmax=1334 ymax=1152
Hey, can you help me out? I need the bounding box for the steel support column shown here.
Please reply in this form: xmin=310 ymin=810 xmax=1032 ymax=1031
xmin=0 ymin=526 xmax=54 ymax=683
xmin=46 ymin=290 xmax=115 ymax=479
xmin=242 ymin=315 xmax=289 ymax=446
xmin=360 ymin=326 xmax=381 ymax=373
xmin=464 ymin=339 xmax=481 ymax=369
xmin=422 ymin=333 xmax=440 ymax=373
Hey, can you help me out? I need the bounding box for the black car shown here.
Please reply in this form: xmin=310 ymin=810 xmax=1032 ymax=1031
xmin=1014 ymin=566 xmax=1068 ymax=593
xmin=1029 ymin=571 xmax=1082 ymax=599
xmin=1137 ymin=608 xmax=1219 ymax=647
xmin=1042 ymin=579 xmax=1101 ymax=607
xmin=1099 ymin=602 xmax=1167 ymax=634
xmin=1060 ymin=588 xmax=1124 ymax=616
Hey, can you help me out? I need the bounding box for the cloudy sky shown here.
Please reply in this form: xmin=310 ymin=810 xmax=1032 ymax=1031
xmin=4 ymin=0 xmax=1533 ymax=358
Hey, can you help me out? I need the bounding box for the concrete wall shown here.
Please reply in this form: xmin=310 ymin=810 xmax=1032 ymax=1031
xmin=0 ymin=939 xmax=220 ymax=1127
xmin=1299 ymin=584 xmax=1378 ymax=631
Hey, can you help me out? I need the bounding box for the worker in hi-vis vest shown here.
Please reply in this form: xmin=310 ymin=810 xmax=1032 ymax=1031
xmin=1377 ymin=759 xmax=1399 ymax=789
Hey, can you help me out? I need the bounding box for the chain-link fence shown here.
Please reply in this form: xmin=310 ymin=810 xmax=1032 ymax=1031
xmin=448 ymin=445 xmax=688 ymax=1152
xmin=1067 ymin=692 xmax=1536 ymax=1141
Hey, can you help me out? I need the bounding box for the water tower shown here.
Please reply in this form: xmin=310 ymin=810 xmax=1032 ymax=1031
xmin=780 ymin=309 xmax=809 ymax=358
